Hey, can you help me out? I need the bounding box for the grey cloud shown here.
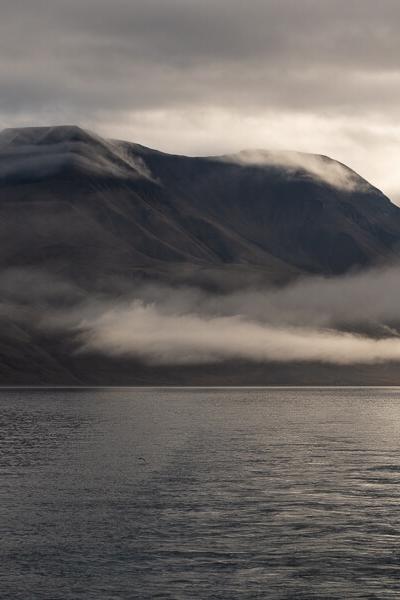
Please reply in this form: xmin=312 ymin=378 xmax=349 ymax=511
xmin=71 ymin=263 xmax=400 ymax=366
xmin=4 ymin=264 xmax=400 ymax=366
xmin=95 ymin=264 xmax=400 ymax=333
xmin=2 ymin=0 xmax=400 ymax=115
xmin=78 ymin=302 xmax=400 ymax=367
xmin=2 ymin=1 xmax=400 ymax=197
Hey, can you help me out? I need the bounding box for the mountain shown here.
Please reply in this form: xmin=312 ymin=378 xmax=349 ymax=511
xmin=1 ymin=125 xmax=400 ymax=385
xmin=1 ymin=125 xmax=400 ymax=289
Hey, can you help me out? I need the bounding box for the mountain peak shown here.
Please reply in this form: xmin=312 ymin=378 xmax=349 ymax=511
xmin=0 ymin=125 xmax=99 ymax=147
xmin=0 ymin=125 xmax=155 ymax=183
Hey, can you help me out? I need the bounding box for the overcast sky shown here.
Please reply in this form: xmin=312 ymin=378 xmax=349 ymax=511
xmin=2 ymin=0 xmax=400 ymax=199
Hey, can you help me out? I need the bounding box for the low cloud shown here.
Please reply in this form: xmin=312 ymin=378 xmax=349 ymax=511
xmin=0 ymin=126 xmax=154 ymax=181
xmin=223 ymin=149 xmax=371 ymax=192
xmin=3 ymin=264 xmax=400 ymax=368
xmin=78 ymin=300 xmax=400 ymax=366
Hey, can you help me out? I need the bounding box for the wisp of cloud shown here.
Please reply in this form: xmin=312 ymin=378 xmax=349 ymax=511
xmin=3 ymin=263 xmax=400 ymax=367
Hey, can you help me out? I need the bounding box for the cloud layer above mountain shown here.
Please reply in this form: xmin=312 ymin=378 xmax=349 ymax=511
xmin=1 ymin=1 xmax=400 ymax=199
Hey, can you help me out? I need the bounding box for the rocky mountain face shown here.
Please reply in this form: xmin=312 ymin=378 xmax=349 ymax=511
xmin=1 ymin=125 xmax=400 ymax=384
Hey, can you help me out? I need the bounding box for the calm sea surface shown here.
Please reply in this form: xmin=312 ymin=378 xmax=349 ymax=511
xmin=2 ymin=387 xmax=400 ymax=599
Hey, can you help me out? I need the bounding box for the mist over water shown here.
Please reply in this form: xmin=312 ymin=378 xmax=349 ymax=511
xmin=4 ymin=263 xmax=400 ymax=369
xmin=2 ymin=387 xmax=400 ymax=599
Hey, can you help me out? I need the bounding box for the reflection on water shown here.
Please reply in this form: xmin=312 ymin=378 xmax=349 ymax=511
xmin=2 ymin=387 xmax=400 ymax=599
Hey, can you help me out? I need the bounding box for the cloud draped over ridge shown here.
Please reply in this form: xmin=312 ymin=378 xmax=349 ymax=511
xmin=222 ymin=150 xmax=370 ymax=192
xmin=2 ymin=1 xmax=400 ymax=198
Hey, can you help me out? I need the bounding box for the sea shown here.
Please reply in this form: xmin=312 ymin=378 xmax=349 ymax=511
xmin=2 ymin=387 xmax=400 ymax=599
